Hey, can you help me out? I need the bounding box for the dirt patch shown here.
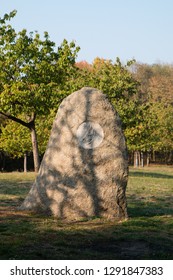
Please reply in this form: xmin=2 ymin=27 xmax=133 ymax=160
xmin=119 ymin=241 xmax=149 ymax=258
xmin=90 ymin=239 xmax=149 ymax=259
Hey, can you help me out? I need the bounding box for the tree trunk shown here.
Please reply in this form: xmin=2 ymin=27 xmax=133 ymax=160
xmin=147 ymin=152 xmax=150 ymax=166
xmin=138 ymin=151 xmax=141 ymax=166
xmin=24 ymin=153 xmax=27 ymax=173
xmin=167 ymin=151 xmax=173 ymax=164
xmin=0 ymin=111 xmax=40 ymax=172
xmin=30 ymin=126 xmax=40 ymax=172
xmin=134 ymin=151 xmax=139 ymax=167
xmin=141 ymin=152 xmax=144 ymax=167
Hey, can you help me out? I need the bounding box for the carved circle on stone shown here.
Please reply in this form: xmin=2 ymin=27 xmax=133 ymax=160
xmin=76 ymin=121 xmax=104 ymax=149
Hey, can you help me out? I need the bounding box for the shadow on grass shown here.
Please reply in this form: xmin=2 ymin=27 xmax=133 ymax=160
xmin=129 ymin=170 xmax=173 ymax=179
xmin=0 ymin=180 xmax=31 ymax=196
xmin=0 ymin=203 xmax=173 ymax=260
xmin=128 ymin=206 xmax=173 ymax=218
xmin=0 ymin=173 xmax=173 ymax=260
xmin=127 ymin=194 xmax=173 ymax=217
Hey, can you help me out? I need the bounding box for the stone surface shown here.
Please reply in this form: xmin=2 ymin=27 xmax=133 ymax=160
xmin=20 ymin=87 xmax=128 ymax=220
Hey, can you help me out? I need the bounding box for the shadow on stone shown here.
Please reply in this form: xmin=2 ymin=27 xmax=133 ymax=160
xmin=20 ymin=87 xmax=128 ymax=221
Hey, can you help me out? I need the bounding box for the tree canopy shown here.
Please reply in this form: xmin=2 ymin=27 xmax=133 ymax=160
xmin=1 ymin=10 xmax=173 ymax=169
xmin=0 ymin=10 xmax=80 ymax=171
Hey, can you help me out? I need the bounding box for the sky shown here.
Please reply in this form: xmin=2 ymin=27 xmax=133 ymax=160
xmin=1 ymin=0 xmax=173 ymax=64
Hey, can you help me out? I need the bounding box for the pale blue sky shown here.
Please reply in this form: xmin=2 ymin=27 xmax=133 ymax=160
xmin=1 ymin=0 xmax=173 ymax=64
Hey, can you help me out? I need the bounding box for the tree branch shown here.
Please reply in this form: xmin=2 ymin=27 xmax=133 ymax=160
xmin=0 ymin=111 xmax=31 ymax=129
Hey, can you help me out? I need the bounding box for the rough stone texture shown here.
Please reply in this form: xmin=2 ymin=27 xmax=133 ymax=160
xmin=20 ymin=87 xmax=128 ymax=220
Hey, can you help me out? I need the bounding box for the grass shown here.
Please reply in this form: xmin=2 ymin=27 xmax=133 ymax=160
xmin=0 ymin=166 xmax=173 ymax=260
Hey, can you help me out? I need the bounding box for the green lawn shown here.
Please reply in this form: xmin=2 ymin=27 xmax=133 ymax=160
xmin=0 ymin=166 xmax=173 ymax=260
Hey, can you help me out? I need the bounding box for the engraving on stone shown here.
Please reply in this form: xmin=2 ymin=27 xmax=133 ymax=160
xmin=77 ymin=121 xmax=104 ymax=149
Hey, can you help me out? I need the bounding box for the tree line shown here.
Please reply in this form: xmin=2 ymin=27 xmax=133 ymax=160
xmin=0 ymin=11 xmax=173 ymax=171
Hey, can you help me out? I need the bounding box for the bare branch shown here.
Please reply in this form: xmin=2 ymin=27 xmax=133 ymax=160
xmin=0 ymin=111 xmax=31 ymax=129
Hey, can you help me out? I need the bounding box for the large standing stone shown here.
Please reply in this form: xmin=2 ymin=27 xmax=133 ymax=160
xmin=20 ymin=87 xmax=128 ymax=220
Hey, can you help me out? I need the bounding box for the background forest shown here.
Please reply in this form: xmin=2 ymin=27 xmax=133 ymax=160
xmin=0 ymin=11 xmax=173 ymax=171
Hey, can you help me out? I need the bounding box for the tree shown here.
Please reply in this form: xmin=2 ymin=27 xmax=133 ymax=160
xmin=150 ymin=102 xmax=173 ymax=152
xmin=91 ymin=57 xmax=138 ymax=100
xmin=130 ymin=62 xmax=173 ymax=164
xmin=0 ymin=10 xmax=80 ymax=172
xmin=148 ymin=65 xmax=173 ymax=105
xmin=75 ymin=57 xmax=139 ymax=108
xmin=0 ymin=119 xmax=32 ymax=171
xmin=0 ymin=112 xmax=54 ymax=171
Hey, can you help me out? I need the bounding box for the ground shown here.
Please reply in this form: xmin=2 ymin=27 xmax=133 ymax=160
xmin=0 ymin=166 xmax=173 ymax=259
